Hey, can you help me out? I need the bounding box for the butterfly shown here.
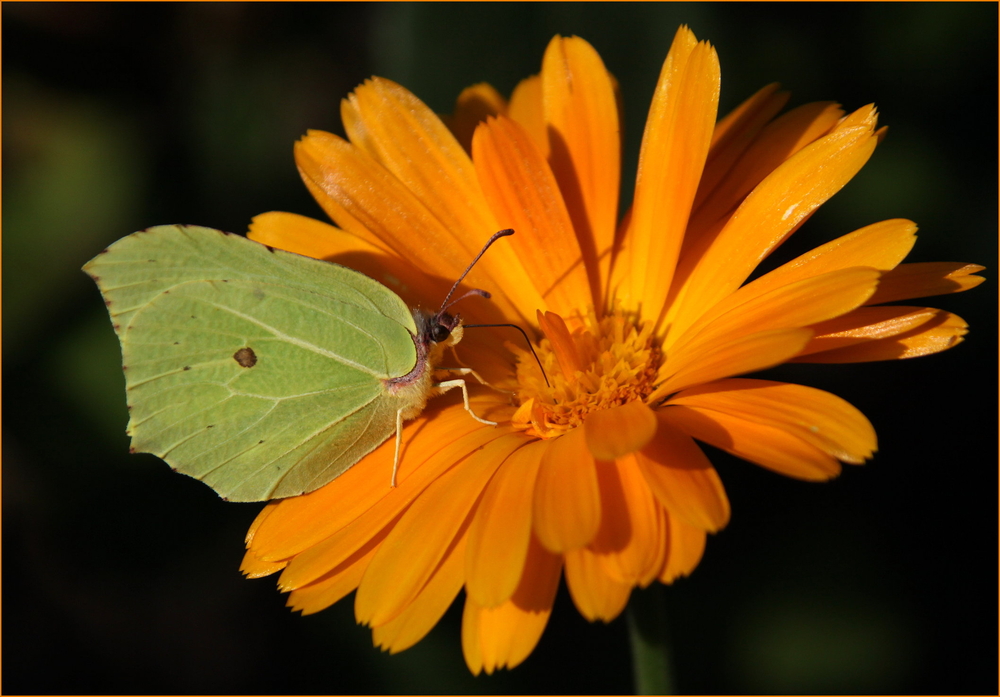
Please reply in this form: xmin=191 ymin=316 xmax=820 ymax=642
xmin=83 ymin=224 xmax=512 ymax=501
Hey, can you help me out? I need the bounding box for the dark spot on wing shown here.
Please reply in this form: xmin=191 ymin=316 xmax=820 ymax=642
xmin=258 ymin=440 xmax=265 ymax=444
xmin=234 ymin=347 xmax=258 ymax=368
xmin=183 ymin=366 xmax=191 ymax=371
xmin=207 ymin=424 xmax=215 ymax=429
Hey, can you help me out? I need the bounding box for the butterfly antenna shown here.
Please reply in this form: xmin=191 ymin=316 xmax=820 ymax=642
xmin=438 ymin=229 xmax=514 ymax=313
xmin=463 ymin=323 xmax=550 ymax=387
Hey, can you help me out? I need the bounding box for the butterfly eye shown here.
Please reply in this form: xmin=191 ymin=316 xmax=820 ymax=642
xmin=430 ymin=324 xmax=451 ymax=343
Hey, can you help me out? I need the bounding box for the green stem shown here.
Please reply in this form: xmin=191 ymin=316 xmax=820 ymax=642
xmin=625 ymin=584 xmax=675 ymax=695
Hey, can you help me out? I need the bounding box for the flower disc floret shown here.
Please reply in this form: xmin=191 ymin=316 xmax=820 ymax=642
xmin=510 ymin=309 xmax=662 ymax=439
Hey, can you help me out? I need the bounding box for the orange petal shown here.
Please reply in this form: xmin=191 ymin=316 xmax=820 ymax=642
xmin=617 ymin=26 xmax=720 ymax=323
xmin=564 ymin=546 xmax=632 ymax=622
xmin=693 ymin=219 xmax=917 ymax=327
xmin=252 ymin=397 xmax=508 ymax=563
xmin=661 ymin=404 xmax=841 ymax=481
xmin=445 ymin=82 xmax=507 ymax=154
xmin=666 ymin=267 xmax=880 ymax=363
xmin=473 ymin=115 xmax=595 ymax=314
xmin=795 ymin=310 xmax=969 ymax=363
xmin=356 ymin=433 xmax=527 ymax=626
xmin=466 ymin=440 xmax=547 ymax=607
xmin=698 ymin=82 xmax=789 ymax=206
xmin=532 ymin=426 xmax=601 ymax=552
xmin=508 ymin=75 xmax=547 ymax=158
xmin=664 ymin=104 xmax=879 ymax=342
xmin=590 ymin=456 xmax=667 ymax=586
xmin=248 ymin=211 xmax=387 ymax=259
xmin=240 ymin=550 xmax=286 ymax=579
xmin=799 ymin=305 xmax=943 ymax=356
xmin=659 ymin=513 xmax=707 ymax=583
xmin=371 ymin=526 xmax=467 ymax=653
xmin=668 ymin=378 xmax=876 ymax=464
xmin=691 ymin=101 xmax=844 ymax=235
xmin=285 ymin=529 xmax=384 ymax=615
xmin=635 ymin=414 xmax=730 ymax=532
xmin=866 ymin=262 xmax=986 ymax=305
xmin=340 ymin=78 xmax=498 ymax=251
xmin=584 ymin=400 xmax=659 ymax=460
xmin=650 ymin=328 xmax=812 ymax=401
xmin=295 ymin=130 xmax=475 ymax=281
xmin=462 ymin=535 xmax=561 ymax=675
xmin=542 ymin=35 xmax=621 ymax=294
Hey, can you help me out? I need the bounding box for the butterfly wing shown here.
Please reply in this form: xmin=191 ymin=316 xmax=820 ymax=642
xmin=84 ymin=225 xmax=420 ymax=501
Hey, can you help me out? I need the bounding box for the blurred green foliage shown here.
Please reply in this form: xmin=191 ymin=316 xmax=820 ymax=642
xmin=3 ymin=3 xmax=996 ymax=694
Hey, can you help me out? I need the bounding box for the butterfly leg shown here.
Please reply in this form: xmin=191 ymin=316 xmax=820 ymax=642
xmin=391 ymin=408 xmax=404 ymax=488
xmin=436 ymin=378 xmax=498 ymax=426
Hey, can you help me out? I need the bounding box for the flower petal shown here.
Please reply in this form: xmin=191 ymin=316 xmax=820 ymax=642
xmin=473 ymin=115 xmax=595 ymax=313
xmin=635 ymin=414 xmax=730 ymax=532
xmin=697 ymin=82 xmax=789 ymax=207
xmin=444 ymin=82 xmax=507 ymax=154
xmin=564 ymin=546 xmax=632 ymax=622
xmin=664 ymin=104 xmax=879 ymax=342
xmin=590 ymin=455 xmax=667 ymax=586
xmin=650 ymin=328 xmax=813 ymax=401
xmin=462 ymin=534 xmax=561 ymax=675
xmin=542 ymin=35 xmax=621 ymax=293
xmin=508 ymin=75 xmax=547 ymax=158
xmin=694 ymin=219 xmax=917 ymax=325
xmin=465 ymin=439 xmax=547 ymax=607
xmin=248 ymin=211 xmax=387 ymax=259
xmin=583 ymin=399 xmax=659 ymax=460
xmin=799 ymin=305 xmax=943 ymax=356
xmin=616 ymin=26 xmax=720 ymax=323
xmin=690 ymin=101 xmax=844 ymax=236
xmin=533 ymin=426 xmax=601 ymax=552
xmin=661 ymin=404 xmax=841 ymax=481
xmin=355 ymin=433 xmax=526 ymax=626
xmin=866 ymin=262 xmax=986 ymax=305
xmin=252 ymin=396 xmax=509 ymax=564
xmin=371 ymin=526 xmax=467 ymax=653
xmin=659 ymin=514 xmax=707 ymax=583
xmin=795 ymin=310 xmax=969 ymax=362
xmin=666 ymin=267 xmax=880 ymax=364
xmin=286 ymin=529 xmax=384 ymax=615
xmin=668 ymin=378 xmax=876 ymax=464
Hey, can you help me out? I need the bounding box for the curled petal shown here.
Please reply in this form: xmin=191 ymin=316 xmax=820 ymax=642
xmin=796 ymin=310 xmax=969 ymax=363
xmin=584 ymin=400 xmax=659 ymax=460
xmin=866 ymin=262 xmax=986 ymax=305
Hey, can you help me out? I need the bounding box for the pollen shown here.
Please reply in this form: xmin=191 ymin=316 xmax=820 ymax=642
xmin=509 ymin=308 xmax=662 ymax=439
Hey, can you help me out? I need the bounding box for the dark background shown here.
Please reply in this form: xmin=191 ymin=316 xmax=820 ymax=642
xmin=3 ymin=3 xmax=996 ymax=694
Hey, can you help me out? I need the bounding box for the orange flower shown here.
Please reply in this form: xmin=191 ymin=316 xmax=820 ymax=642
xmin=240 ymin=27 xmax=984 ymax=674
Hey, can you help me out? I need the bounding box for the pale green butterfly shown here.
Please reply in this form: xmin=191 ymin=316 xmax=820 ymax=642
xmin=83 ymin=224 xmax=512 ymax=502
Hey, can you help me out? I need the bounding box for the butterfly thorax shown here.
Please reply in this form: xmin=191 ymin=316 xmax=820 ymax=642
xmin=383 ymin=309 xmax=463 ymax=419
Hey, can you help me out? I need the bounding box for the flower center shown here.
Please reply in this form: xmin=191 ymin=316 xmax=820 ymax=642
xmin=509 ymin=308 xmax=662 ymax=439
